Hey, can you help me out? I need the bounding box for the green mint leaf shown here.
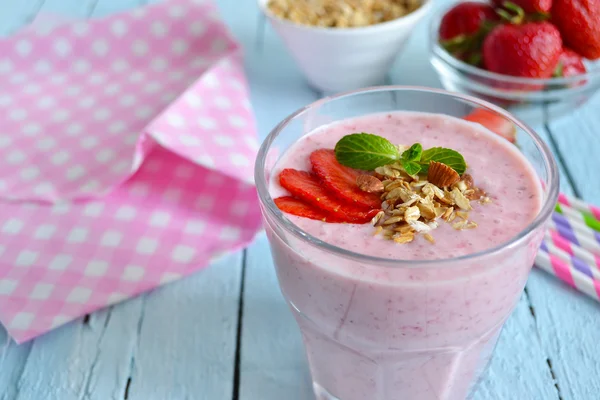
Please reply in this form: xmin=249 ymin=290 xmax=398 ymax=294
xmin=421 ymin=147 xmax=467 ymax=175
xmin=335 ymin=133 xmax=400 ymax=170
xmin=401 ymin=143 xmax=422 ymax=162
xmin=401 ymin=159 xmax=421 ymax=176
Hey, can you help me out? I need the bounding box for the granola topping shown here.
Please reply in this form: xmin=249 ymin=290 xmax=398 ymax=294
xmin=266 ymin=0 xmax=423 ymax=29
xmin=369 ymin=161 xmax=490 ymax=244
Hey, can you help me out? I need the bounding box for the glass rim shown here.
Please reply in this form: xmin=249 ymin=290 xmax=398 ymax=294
xmin=254 ymin=86 xmax=560 ymax=268
xmin=428 ymin=2 xmax=600 ymax=86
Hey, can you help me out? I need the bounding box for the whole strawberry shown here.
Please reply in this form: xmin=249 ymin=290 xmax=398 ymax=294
xmin=554 ymin=48 xmax=587 ymax=77
xmin=492 ymin=0 xmax=551 ymax=14
xmin=483 ymin=22 xmax=562 ymax=78
xmin=439 ymin=2 xmax=498 ymax=41
xmin=552 ymin=0 xmax=600 ymax=60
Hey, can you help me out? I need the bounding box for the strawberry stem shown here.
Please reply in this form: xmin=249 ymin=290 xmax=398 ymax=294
xmin=496 ymin=1 xmax=525 ymax=24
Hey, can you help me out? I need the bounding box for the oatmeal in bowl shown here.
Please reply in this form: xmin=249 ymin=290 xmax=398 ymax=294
xmin=266 ymin=0 xmax=423 ymax=29
xmin=258 ymin=0 xmax=432 ymax=92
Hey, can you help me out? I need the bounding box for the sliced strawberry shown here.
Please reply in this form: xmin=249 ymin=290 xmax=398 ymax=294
xmin=274 ymin=196 xmax=342 ymax=222
xmin=279 ymin=168 xmax=379 ymax=224
xmin=463 ymin=109 xmax=517 ymax=143
xmin=309 ymin=149 xmax=381 ymax=210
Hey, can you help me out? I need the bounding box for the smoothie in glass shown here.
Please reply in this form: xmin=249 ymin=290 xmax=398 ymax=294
xmin=255 ymin=88 xmax=558 ymax=400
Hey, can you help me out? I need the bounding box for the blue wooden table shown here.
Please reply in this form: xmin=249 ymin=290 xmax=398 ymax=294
xmin=1 ymin=0 xmax=599 ymax=399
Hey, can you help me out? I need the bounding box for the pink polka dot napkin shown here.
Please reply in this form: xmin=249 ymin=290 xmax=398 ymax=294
xmin=0 ymin=0 xmax=262 ymax=343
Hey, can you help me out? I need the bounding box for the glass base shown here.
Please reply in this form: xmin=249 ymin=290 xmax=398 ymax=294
xmin=313 ymin=382 xmax=340 ymax=400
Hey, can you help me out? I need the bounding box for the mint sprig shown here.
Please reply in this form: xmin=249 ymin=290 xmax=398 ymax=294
xmin=421 ymin=147 xmax=467 ymax=175
xmin=334 ymin=133 xmax=467 ymax=176
xmin=334 ymin=133 xmax=400 ymax=171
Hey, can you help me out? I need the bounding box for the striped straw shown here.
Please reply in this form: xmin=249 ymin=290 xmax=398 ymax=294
xmin=535 ymin=249 xmax=600 ymax=302
xmin=558 ymin=192 xmax=600 ymax=222
xmin=552 ymin=212 xmax=600 ymax=245
xmin=548 ymin=219 xmax=600 ymax=256
xmin=540 ymin=240 xmax=600 ymax=280
xmin=545 ymin=230 xmax=600 ymax=272
xmin=555 ymin=203 xmax=600 ymax=233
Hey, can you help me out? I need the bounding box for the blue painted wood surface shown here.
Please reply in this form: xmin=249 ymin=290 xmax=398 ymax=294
xmin=1 ymin=0 xmax=599 ymax=399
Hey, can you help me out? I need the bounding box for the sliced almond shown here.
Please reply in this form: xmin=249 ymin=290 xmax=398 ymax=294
xmin=373 ymin=226 xmax=383 ymax=236
xmin=371 ymin=210 xmax=385 ymax=226
xmin=462 ymin=173 xmax=474 ymax=189
xmin=408 ymin=220 xmax=431 ymax=233
xmin=455 ymin=210 xmax=469 ymax=220
xmin=417 ymin=197 xmax=436 ymax=219
xmin=427 ymin=161 xmax=460 ymax=188
xmin=447 ymin=211 xmax=457 ymax=222
xmin=404 ymin=206 xmax=420 ymax=222
xmin=456 ymin=180 xmax=468 ymax=192
xmin=356 ymin=174 xmax=384 ymax=193
xmin=394 ymin=224 xmax=414 ymax=234
xmin=385 ymin=180 xmax=404 ymax=191
xmin=465 ymin=221 xmax=478 ymax=229
xmin=423 ymin=233 xmax=435 ymax=244
xmin=383 ymin=215 xmax=404 ymax=225
xmin=452 ymin=187 xmax=472 ymax=210
xmin=441 ymin=206 xmax=454 ymax=221
xmin=466 ymin=187 xmax=487 ymax=201
xmin=452 ymin=220 xmax=469 ymax=230
xmin=393 ymin=231 xmax=415 ymax=244
xmin=434 ymin=206 xmax=447 ymax=219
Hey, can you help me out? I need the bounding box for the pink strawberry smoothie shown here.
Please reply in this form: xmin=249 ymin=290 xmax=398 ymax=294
xmin=265 ymin=111 xmax=544 ymax=400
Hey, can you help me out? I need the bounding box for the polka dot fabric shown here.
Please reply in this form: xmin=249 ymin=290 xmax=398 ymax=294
xmin=0 ymin=0 xmax=254 ymax=200
xmin=0 ymin=0 xmax=263 ymax=343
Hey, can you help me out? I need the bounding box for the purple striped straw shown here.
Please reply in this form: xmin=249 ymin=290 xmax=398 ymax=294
xmin=548 ymin=219 xmax=600 ymax=256
xmin=553 ymin=212 xmax=600 ymax=244
xmin=540 ymin=240 xmax=600 ymax=280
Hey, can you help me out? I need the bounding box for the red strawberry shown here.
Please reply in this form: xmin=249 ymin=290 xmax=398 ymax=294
xmin=439 ymin=2 xmax=499 ymax=64
xmin=309 ymin=149 xmax=381 ymax=210
xmin=279 ymin=169 xmax=379 ymax=224
xmin=492 ymin=0 xmax=551 ymax=14
xmin=439 ymin=2 xmax=498 ymax=41
xmin=554 ymin=48 xmax=587 ymax=77
xmin=552 ymin=0 xmax=600 ymax=60
xmin=274 ymin=196 xmax=342 ymax=222
xmin=482 ymin=22 xmax=562 ymax=78
xmin=463 ymin=109 xmax=517 ymax=143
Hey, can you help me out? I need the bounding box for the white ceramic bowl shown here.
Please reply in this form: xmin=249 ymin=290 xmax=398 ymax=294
xmin=259 ymin=0 xmax=433 ymax=93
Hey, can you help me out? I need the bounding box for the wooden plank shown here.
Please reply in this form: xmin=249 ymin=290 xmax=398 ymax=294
xmin=523 ymin=97 xmax=600 ymax=400
xmin=212 ymin=0 xmax=320 ymax=399
xmin=92 ymin=0 xmax=145 ymax=17
xmin=240 ymin=235 xmax=315 ymax=400
xmin=0 ymin=328 xmax=33 ymax=400
xmin=0 ymin=0 xmax=41 ymax=36
xmin=36 ymin=0 xmax=98 ymax=17
xmin=125 ymin=253 xmax=243 ymax=400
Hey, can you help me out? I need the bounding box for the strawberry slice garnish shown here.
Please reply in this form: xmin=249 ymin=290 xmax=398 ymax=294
xmin=274 ymin=196 xmax=342 ymax=222
xmin=463 ymin=109 xmax=517 ymax=143
xmin=279 ymin=168 xmax=379 ymax=224
xmin=309 ymin=149 xmax=381 ymax=210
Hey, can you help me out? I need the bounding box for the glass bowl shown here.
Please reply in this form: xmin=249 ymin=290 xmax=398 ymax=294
xmin=429 ymin=2 xmax=600 ymax=122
